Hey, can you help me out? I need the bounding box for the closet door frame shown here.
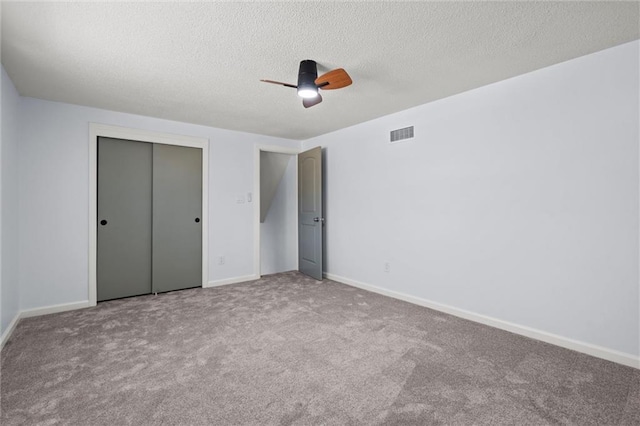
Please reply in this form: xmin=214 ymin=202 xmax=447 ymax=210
xmin=88 ymin=123 xmax=209 ymax=306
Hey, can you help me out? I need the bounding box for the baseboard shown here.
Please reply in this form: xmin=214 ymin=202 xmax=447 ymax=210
xmin=205 ymin=274 xmax=260 ymax=288
xmin=0 ymin=311 xmax=21 ymax=351
xmin=20 ymin=300 xmax=92 ymax=319
xmin=1 ymin=300 xmax=91 ymax=351
xmin=325 ymin=273 xmax=640 ymax=370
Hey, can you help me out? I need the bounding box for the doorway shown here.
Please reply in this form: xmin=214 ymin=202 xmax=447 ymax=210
xmin=254 ymin=145 xmax=324 ymax=280
xmin=257 ymin=147 xmax=298 ymax=276
xmin=88 ymin=124 xmax=209 ymax=306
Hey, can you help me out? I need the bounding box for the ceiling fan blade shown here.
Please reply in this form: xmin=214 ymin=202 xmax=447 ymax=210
xmin=302 ymin=94 xmax=323 ymax=108
xmin=260 ymin=79 xmax=297 ymax=89
xmin=315 ymin=68 xmax=352 ymax=90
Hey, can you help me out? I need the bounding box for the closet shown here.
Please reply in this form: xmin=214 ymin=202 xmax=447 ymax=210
xmin=97 ymin=137 xmax=202 ymax=301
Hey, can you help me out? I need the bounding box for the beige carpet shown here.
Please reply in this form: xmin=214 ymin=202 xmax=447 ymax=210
xmin=2 ymin=271 xmax=639 ymax=425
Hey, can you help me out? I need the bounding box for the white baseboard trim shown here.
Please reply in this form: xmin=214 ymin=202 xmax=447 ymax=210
xmin=325 ymin=273 xmax=640 ymax=370
xmin=205 ymin=274 xmax=260 ymax=288
xmin=0 ymin=312 xmax=21 ymax=351
xmin=1 ymin=300 xmax=91 ymax=351
xmin=20 ymin=300 xmax=92 ymax=318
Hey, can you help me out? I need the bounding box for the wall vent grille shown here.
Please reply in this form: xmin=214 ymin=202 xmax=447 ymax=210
xmin=390 ymin=126 xmax=414 ymax=142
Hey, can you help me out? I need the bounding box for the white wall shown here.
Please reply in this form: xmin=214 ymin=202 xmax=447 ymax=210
xmin=261 ymin=155 xmax=297 ymax=275
xmin=1 ymin=66 xmax=21 ymax=337
xmin=303 ymin=41 xmax=639 ymax=357
xmin=18 ymin=97 xmax=298 ymax=310
xmin=260 ymin=151 xmax=292 ymax=223
xmin=5 ymin=39 xmax=639 ymax=362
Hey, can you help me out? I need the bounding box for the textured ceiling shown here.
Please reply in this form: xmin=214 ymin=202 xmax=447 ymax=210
xmin=2 ymin=1 xmax=638 ymax=140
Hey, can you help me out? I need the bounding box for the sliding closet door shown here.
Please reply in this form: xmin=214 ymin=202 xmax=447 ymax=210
xmin=97 ymin=137 xmax=152 ymax=301
xmin=152 ymin=144 xmax=203 ymax=293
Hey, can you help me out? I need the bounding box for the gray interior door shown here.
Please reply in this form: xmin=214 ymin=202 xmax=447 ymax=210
xmin=97 ymin=137 xmax=152 ymax=301
xmin=152 ymin=144 xmax=203 ymax=293
xmin=298 ymin=146 xmax=323 ymax=280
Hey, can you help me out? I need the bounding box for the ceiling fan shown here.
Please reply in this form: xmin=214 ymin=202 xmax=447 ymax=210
xmin=260 ymin=60 xmax=352 ymax=108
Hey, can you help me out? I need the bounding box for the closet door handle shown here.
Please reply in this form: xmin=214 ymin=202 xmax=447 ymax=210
xmin=195 ymin=218 xmax=200 ymax=223
xmin=100 ymin=220 xmax=108 ymax=226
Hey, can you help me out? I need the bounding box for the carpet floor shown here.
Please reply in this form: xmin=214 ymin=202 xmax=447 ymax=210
xmin=1 ymin=271 xmax=639 ymax=425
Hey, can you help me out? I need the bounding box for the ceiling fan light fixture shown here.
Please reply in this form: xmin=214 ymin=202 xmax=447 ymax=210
xmin=260 ymin=59 xmax=351 ymax=108
xmin=297 ymin=86 xmax=318 ymax=98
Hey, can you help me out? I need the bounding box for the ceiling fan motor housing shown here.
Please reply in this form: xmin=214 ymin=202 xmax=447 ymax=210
xmin=297 ymin=60 xmax=318 ymax=91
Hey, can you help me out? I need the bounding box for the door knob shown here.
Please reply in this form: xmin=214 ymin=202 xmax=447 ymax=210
xmin=313 ymin=217 xmax=325 ymax=223
xmin=100 ymin=220 xmax=108 ymax=226
xmin=195 ymin=218 xmax=200 ymax=223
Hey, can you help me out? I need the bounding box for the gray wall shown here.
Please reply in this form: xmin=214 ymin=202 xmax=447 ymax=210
xmin=1 ymin=66 xmax=21 ymax=337
xmin=303 ymin=41 xmax=639 ymax=356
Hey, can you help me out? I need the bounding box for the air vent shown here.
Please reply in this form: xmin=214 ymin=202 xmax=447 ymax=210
xmin=390 ymin=126 xmax=414 ymax=143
